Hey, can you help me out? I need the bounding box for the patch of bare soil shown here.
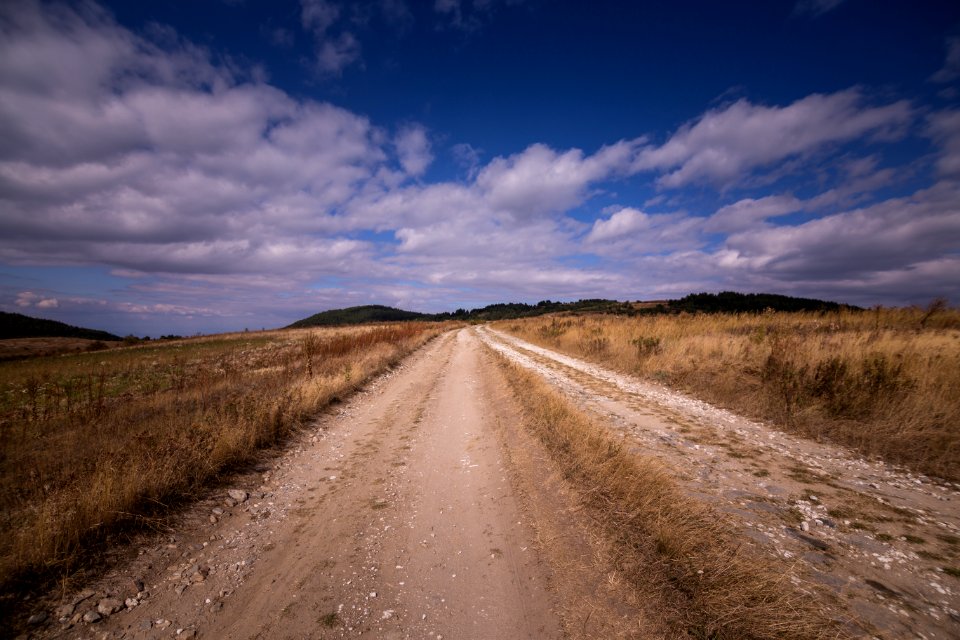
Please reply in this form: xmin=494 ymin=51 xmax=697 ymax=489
xmin=480 ymin=327 xmax=960 ymax=639
xmin=22 ymin=329 xmax=568 ymax=639
xmin=0 ymin=337 xmax=111 ymax=361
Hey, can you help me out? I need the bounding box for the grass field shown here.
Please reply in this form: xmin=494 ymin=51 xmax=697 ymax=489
xmin=496 ymin=306 xmax=960 ymax=481
xmin=0 ymin=323 xmax=445 ymax=590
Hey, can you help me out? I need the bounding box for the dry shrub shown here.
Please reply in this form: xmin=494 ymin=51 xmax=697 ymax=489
xmin=497 ymin=358 xmax=841 ymax=639
xmin=0 ymin=323 xmax=445 ymax=591
xmin=496 ymin=307 xmax=960 ymax=480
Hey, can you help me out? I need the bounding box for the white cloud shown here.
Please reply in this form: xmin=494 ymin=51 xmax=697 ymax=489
xmin=720 ymin=181 xmax=960 ymax=280
xmin=703 ymin=195 xmax=802 ymax=233
xmin=395 ymin=125 xmax=433 ymax=176
xmin=585 ymin=207 xmax=702 ymax=255
xmin=931 ymin=37 xmax=960 ymax=84
xmin=634 ymin=90 xmax=913 ymax=188
xmin=14 ymin=291 xmax=58 ymax=309
xmin=315 ymin=32 xmax=361 ymax=75
xmin=476 ymin=140 xmax=644 ymax=217
xmin=928 ymin=110 xmax=960 ymax=178
xmin=301 ymin=0 xmax=341 ymax=36
xmin=0 ymin=0 xmax=956 ymax=333
xmin=451 ymin=143 xmax=482 ymax=177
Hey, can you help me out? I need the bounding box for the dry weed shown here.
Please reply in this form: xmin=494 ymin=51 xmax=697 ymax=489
xmin=497 ymin=357 xmax=844 ymax=639
xmin=0 ymin=323 xmax=445 ymax=591
xmin=498 ymin=308 xmax=960 ymax=480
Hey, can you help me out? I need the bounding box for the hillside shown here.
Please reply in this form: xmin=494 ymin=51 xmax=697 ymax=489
xmin=287 ymin=305 xmax=428 ymax=328
xmin=0 ymin=311 xmax=120 ymax=341
xmin=667 ymin=291 xmax=853 ymax=314
xmin=289 ymin=293 xmax=854 ymax=327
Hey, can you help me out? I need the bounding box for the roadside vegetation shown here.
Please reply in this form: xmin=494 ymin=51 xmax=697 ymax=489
xmin=0 ymin=323 xmax=445 ymax=593
xmin=496 ymin=303 xmax=960 ymax=481
xmin=495 ymin=356 xmax=842 ymax=639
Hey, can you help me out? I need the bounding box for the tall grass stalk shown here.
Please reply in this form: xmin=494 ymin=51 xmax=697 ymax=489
xmin=0 ymin=323 xmax=444 ymax=589
xmin=497 ymin=307 xmax=960 ymax=480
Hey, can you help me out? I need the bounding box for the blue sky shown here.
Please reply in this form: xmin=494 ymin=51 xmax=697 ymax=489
xmin=1 ymin=0 xmax=959 ymax=336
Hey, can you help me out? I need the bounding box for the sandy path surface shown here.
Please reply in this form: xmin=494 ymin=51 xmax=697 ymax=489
xmin=479 ymin=327 xmax=960 ymax=639
xmin=43 ymin=329 xmax=561 ymax=640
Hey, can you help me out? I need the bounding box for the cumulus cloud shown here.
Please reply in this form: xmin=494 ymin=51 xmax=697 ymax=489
xmin=585 ymin=207 xmax=702 ymax=255
xmin=395 ymin=125 xmax=433 ymax=176
xmin=719 ymin=181 xmax=960 ymax=281
xmin=703 ymin=195 xmax=802 ymax=233
xmin=475 ymin=140 xmax=645 ymax=217
xmin=301 ymin=0 xmax=341 ymax=35
xmin=298 ymin=0 xmax=362 ymax=75
xmin=928 ymin=110 xmax=960 ymax=177
xmin=634 ymin=90 xmax=913 ymax=188
xmin=0 ymin=0 xmax=955 ymax=334
xmin=931 ymin=37 xmax=960 ymax=84
xmin=314 ymin=32 xmax=361 ymax=74
xmin=15 ymin=291 xmax=58 ymax=309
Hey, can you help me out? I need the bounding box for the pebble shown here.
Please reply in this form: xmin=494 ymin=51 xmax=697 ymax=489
xmin=55 ymin=603 xmax=76 ymax=619
xmin=83 ymin=610 xmax=102 ymax=623
xmin=228 ymin=489 xmax=248 ymax=503
xmin=125 ymin=597 xmax=139 ymax=609
xmin=27 ymin=612 xmax=47 ymax=625
xmin=97 ymin=597 xmax=123 ymax=616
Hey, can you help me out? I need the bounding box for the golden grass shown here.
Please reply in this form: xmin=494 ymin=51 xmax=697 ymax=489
xmin=0 ymin=323 xmax=446 ymax=590
xmin=495 ymin=355 xmax=842 ymax=639
xmin=496 ymin=307 xmax=960 ymax=480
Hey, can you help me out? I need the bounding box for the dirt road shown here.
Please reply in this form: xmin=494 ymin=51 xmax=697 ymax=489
xmin=46 ymin=329 xmax=561 ymax=640
xmin=479 ymin=327 xmax=960 ymax=639
xmin=32 ymin=326 xmax=960 ymax=639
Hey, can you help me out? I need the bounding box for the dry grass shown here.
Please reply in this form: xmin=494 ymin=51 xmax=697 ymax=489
xmin=496 ymin=306 xmax=960 ymax=480
xmin=0 ymin=323 xmax=446 ymax=591
xmin=0 ymin=337 xmax=117 ymax=362
xmin=495 ymin=356 xmax=842 ymax=639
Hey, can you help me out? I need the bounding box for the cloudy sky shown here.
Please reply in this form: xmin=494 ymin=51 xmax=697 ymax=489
xmin=1 ymin=0 xmax=959 ymax=335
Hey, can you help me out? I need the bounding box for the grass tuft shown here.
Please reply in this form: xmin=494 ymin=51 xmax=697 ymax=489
xmin=497 ymin=307 xmax=960 ymax=480
xmin=496 ymin=356 xmax=842 ymax=639
xmin=0 ymin=323 xmax=446 ymax=594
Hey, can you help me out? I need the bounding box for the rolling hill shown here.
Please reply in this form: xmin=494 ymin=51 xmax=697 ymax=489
xmin=289 ymin=292 xmax=856 ymax=328
xmin=0 ymin=311 xmax=121 ymax=341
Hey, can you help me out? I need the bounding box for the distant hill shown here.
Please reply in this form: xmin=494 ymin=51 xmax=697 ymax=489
xmin=0 ymin=311 xmax=121 ymax=341
xmin=667 ymin=291 xmax=854 ymax=314
xmin=289 ymin=293 xmax=856 ymax=328
xmin=287 ymin=305 xmax=428 ymax=328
